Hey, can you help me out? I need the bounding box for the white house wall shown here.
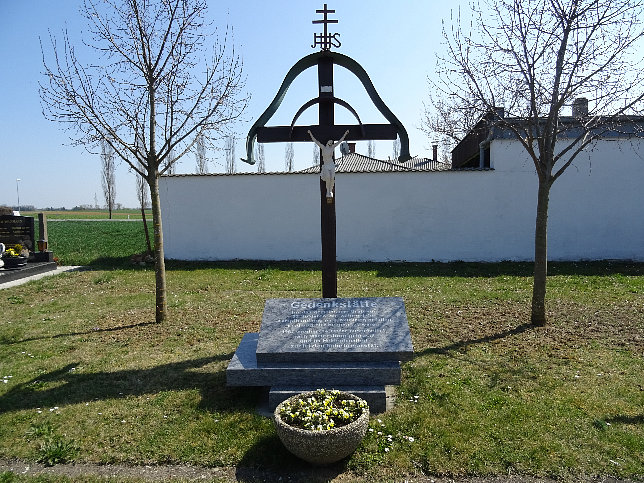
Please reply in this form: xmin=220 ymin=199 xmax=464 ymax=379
xmin=160 ymin=138 xmax=643 ymax=262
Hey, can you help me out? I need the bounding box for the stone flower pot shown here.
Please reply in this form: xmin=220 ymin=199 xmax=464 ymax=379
xmin=2 ymin=256 xmax=27 ymax=269
xmin=273 ymin=390 xmax=369 ymax=465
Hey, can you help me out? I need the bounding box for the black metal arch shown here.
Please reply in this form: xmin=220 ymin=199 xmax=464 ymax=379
xmin=241 ymin=50 xmax=410 ymax=164
xmin=289 ymin=96 xmax=366 ymax=139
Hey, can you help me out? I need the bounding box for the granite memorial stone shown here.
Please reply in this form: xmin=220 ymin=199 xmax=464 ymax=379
xmin=227 ymin=296 xmax=414 ymax=413
xmin=256 ymin=297 xmax=413 ymax=363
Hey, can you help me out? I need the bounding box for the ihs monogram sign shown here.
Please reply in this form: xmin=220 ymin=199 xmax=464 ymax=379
xmin=312 ymin=4 xmax=341 ymax=50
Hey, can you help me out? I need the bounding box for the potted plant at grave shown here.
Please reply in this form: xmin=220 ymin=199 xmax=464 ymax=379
xmin=2 ymin=244 xmax=29 ymax=268
xmin=273 ymin=389 xmax=369 ymax=465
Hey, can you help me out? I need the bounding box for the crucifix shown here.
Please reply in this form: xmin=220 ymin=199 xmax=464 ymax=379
xmin=241 ymin=4 xmax=411 ymax=298
xmin=308 ymin=128 xmax=349 ymax=199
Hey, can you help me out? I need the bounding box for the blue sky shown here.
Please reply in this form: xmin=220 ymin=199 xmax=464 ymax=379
xmin=0 ymin=1 xmax=462 ymax=209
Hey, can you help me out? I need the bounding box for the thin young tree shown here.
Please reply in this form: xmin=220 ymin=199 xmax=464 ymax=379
xmin=392 ymin=137 xmax=400 ymax=161
xmin=100 ymin=139 xmax=116 ymax=219
xmin=136 ymin=171 xmax=152 ymax=254
xmin=195 ymin=134 xmax=208 ymax=174
xmin=428 ymin=0 xmax=644 ymax=325
xmin=164 ymin=147 xmax=176 ymax=175
xmin=367 ymin=139 xmax=375 ymax=158
xmin=256 ymin=143 xmax=266 ymax=173
xmin=39 ymin=0 xmax=246 ymax=322
xmin=225 ymin=135 xmax=236 ymax=174
xmin=285 ymin=142 xmax=294 ymax=172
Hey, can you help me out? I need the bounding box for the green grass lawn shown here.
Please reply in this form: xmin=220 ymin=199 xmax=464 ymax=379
xmin=0 ymin=221 xmax=642 ymax=480
xmin=38 ymin=219 xmax=153 ymax=267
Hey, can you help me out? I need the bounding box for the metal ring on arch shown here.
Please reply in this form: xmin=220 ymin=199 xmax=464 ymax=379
xmin=289 ymin=96 xmax=366 ymax=140
xmin=241 ymin=51 xmax=411 ymax=165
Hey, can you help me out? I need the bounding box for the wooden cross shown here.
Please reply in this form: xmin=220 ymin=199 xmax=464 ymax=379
xmin=257 ymin=57 xmax=397 ymax=297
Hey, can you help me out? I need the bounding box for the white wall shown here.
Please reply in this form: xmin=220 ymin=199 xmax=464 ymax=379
xmin=544 ymin=139 xmax=644 ymax=261
xmin=160 ymin=138 xmax=644 ymax=262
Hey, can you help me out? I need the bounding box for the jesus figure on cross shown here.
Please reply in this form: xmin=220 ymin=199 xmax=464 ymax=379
xmin=308 ymin=129 xmax=350 ymax=200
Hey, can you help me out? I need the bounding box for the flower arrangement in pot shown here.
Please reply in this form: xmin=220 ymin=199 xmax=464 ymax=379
xmin=2 ymin=244 xmax=29 ymax=268
xmin=273 ymin=389 xmax=369 ymax=465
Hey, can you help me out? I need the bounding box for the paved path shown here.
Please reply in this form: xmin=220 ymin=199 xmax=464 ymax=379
xmin=0 ymin=265 xmax=83 ymax=289
xmin=0 ymin=459 xmax=577 ymax=482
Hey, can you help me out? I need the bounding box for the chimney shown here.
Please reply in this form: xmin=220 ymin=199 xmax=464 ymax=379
xmin=572 ymin=97 xmax=588 ymax=117
xmin=348 ymin=142 xmax=356 ymax=153
xmin=432 ymin=144 xmax=438 ymax=162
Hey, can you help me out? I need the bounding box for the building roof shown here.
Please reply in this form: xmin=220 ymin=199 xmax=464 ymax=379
xmin=163 ymin=153 xmax=451 ymax=178
xmin=451 ymin=109 xmax=644 ymax=169
xmin=296 ymin=153 xmax=451 ymax=174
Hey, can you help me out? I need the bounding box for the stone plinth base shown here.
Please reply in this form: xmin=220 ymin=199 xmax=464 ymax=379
xmin=226 ymin=297 xmax=413 ymax=415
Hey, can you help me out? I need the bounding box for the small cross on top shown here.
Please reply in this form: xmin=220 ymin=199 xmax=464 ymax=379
xmin=312 ymin=3 xmax=341 ymax=50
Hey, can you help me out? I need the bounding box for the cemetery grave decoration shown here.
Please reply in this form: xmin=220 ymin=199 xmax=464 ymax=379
xmin=227 ymin=297 xmax=414 ymax=413
xmin=1 ymin=244 xmax=28 ymax=268
xmin=228 ymin=5 xmax=414 ymax=414
xmin=0 ymin=214 xmax=56 ymax=283
xmin=274 ymin=389 xmax=369 ymax=465
xmin=0 ymin=213 xmax=54 ymax=264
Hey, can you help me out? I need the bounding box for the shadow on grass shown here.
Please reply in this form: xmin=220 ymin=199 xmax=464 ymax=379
xmin=0 ymin=353 xmax=246 ymax=415
xmin=86 ymin=256 xmax=149 ymax=270
xmin=414 ymin=322 xmax=537 ymax=358
xmin=7 ymin=321 xmax=160 ymax=345
xmin=84 ymin=258 xmax=321 ymax=272
xmin=235 ymin=434 xmax=346 ymax=482
xmin=344 ymin=260 xmax=644 ymax=278
xmin=605 ymin=414 xmax=644 ymax=426
xmin=84 ymin=258 xmax=644 ymax=278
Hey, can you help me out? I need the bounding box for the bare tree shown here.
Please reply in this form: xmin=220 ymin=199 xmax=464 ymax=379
xmin=39 ymin=0 xmax=246 ymax=322
xmin=225 ymin=135 xmax=236 ymax=174
xmin=256 ymin=143 xmax=265 ymax=173
xmin=312 ymin=143 xmax=320 ymax=167
xmin=195 ymin=134 xmax=208 ymax=174
xmin=284 ymin=142 xmax=294 ymax=172
xmin=430 ymin=0 xmax=644 ymax=325
xmin=422 ymin=94 xmax=485 ymax=157
xmin=100 ymin=139 xmax=116 ymax=219
xmin=367 ymin=140 xmax=375 ymax=158
xmin=136 ymin=171 xmax=152 ymax=254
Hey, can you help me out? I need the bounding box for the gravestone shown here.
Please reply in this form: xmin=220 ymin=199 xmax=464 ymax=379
xmin=227 ymin=297 xmax=414 ymax=413
xmin=0 ymin=215 xmax=35 ymax=251
xmin=0 ymin=214 xmax=57 ymax=281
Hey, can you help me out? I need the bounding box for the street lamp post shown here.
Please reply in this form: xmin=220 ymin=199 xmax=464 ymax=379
xmin=16 ymin=178 xmax=21 ymax=213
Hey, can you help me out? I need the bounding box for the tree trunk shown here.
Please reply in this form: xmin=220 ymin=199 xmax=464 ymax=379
xmin=149 ymin=173 xmax=167 ymax=323
xmin=531 ymin=179 xmax=550 ymax=326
